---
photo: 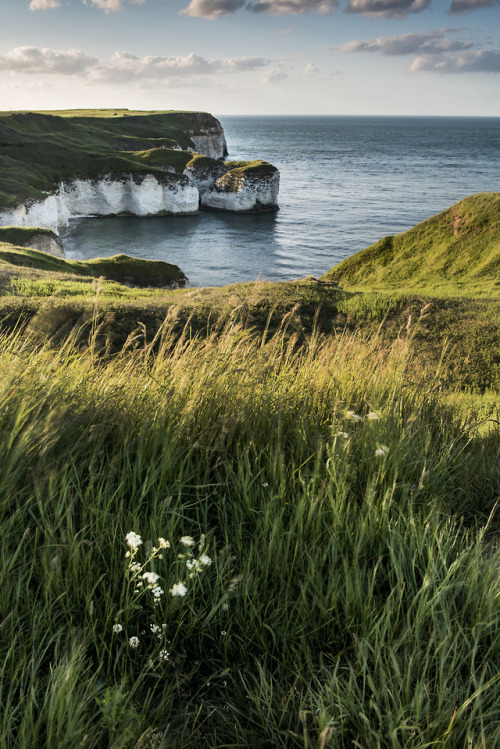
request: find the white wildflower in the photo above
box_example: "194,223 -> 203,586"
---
367,412 -> 380,421
375,445 -> 390,457
129,636 -> 139,649
142,571 -> 160,586
158,538 -> 170,549
346,411 -> 362,422
335,432 -> 349,438
179,536 -> 195,547
170,581 -> 187,597
263,482 -> 269,488
199,554 -> 212,566
130,563 -> 142,573
112,623 -> 123,634
125,532 -> 142,549
151,585 -> 164,599
150,623 -> 162,635
159,650 -> 170,662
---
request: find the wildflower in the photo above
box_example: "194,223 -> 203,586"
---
335,432 -> 349,439
221,631 -> 227,636
346,411 -> 362,422
112,623 -> 123,634
130,563 -> 142,573
179,536 -> 195,547
170,581 -> 187,597
375,445 -> 390,457
159,650 -> 170,662
263,482 -> 269,488
125,532 -> 142,549
151,586 -> 164,599
199,554 -> 212,566
158,538 -> 170,549
367,412 -> 380,420
129,636 -> 139,649
142,571 -> 160,586
150,623 -> 162,635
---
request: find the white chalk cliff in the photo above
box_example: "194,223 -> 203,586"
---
0,120 -> 279,237
0,174 -> 199,235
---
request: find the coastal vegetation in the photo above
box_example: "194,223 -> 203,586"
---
0,192 -> 498,746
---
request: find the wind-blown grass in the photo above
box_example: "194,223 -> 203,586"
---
0,313 -> 499,747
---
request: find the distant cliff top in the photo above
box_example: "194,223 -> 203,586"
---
0,109 -> 229,209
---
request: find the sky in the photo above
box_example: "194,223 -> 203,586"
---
0,0 -> 499,115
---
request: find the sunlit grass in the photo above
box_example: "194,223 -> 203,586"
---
0,312 -> 498,746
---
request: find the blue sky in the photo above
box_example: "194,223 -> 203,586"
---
1,0 -> 499,114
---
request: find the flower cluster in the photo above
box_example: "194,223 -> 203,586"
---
177,533 -> 212,581
112,530 -> 215,664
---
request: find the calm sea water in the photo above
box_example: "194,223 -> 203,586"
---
63,116 -> 500,287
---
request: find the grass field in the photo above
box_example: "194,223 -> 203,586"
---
0,192 -> 498,746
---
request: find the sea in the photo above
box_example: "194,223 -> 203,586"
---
62,116 -> 500,287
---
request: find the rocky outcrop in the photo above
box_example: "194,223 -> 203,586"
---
188,118 -> 227,160
0,174 -> 199,234
201,164 -> 280,213
22,232 -> 65,258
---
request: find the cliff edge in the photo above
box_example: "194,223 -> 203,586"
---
0,110 -> 279,236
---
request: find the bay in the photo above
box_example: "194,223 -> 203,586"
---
63,116 -> 500,287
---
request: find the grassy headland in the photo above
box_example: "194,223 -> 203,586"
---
0,194 -> 498,746
322,192 -> 500,297
0,110 -> 277,212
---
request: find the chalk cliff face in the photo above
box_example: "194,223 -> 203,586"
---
0,174 -> 199,234
0,113 -> 279,236
201,165 -> 280,213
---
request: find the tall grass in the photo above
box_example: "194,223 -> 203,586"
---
0,312 -> 499,747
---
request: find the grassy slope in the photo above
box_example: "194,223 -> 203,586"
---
322,192 -> 500,296
0,244 -> 187,288
0,195 -> 499,745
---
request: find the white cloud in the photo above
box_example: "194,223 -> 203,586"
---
90,51 -> 269,82
411,49 -> 500,71
250,0 -> 338,13
338,30 -> 473,56
180,0 -> 246,17
344,0 -> 429,17
0,47 -> 97,75
87,0 -> 147,10
89,0 -> 123,9
0,46 -> 271,87
180,0 -> 337,16
337,29 -> 500,74
29,0 -> 61,9
304,62 -> 319,75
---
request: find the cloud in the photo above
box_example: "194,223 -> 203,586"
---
304,62 -> 319,75
29,0 -> 61,9
338,29 -> 473,56
344,0 -> 429,18
180,0 -> 337,16
259,69 -> 289,83
180,0 -> 246,17
0,47 -> 97,75
89,51 -> 269,82
411,49 -> 500,71
449,0 -> 499,12
250,0 -> 338,13
337,28 -> 500,74
87,0 -> 146,11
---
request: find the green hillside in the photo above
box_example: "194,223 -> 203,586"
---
323,193 -> 500,296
